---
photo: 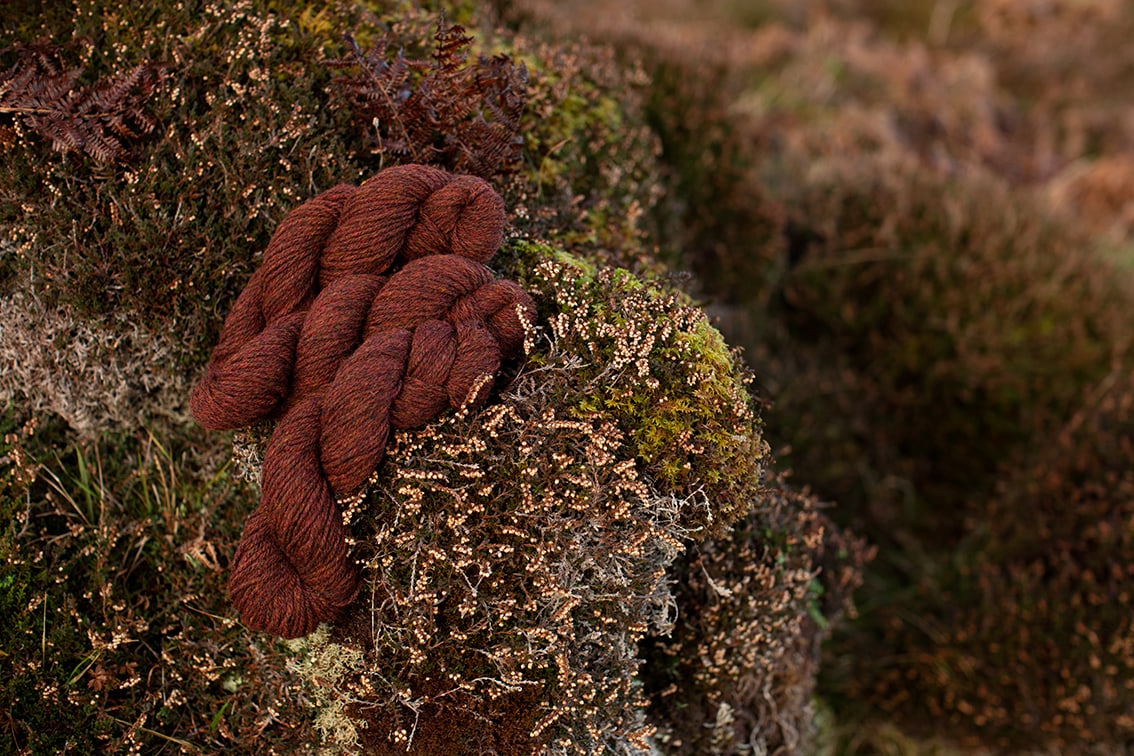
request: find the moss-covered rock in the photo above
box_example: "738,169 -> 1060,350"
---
273,242 -> 762,753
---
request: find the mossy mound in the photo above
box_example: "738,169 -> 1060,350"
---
0,2 -> 871,753
261,242 -> 859,753
765,157 -> 1134,747
288,243 -> 764,753
857,370 -> 1134,750
509,1 -> 1134,748
509,242 -> 768,533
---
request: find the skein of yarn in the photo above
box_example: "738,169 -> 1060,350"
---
191,165 -> 536,638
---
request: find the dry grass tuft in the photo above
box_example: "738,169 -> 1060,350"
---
0,416 -> 319,753
0,282 -> 190,438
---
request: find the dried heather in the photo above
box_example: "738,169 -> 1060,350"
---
642,481 -> 869,755
268,244 -> 776,753
862,370 -> 1134,750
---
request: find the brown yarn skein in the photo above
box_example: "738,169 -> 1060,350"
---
191,165 -> 535,638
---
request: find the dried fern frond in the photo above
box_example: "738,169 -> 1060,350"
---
0,40 -> 164,163
327,18 -> 528,179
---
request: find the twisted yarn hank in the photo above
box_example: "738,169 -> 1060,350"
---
191,164 -> 536,638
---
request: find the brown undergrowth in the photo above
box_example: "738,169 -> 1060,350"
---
642,479 -> 869,754
0,39 -> 164,162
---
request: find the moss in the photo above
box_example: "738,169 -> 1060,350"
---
511,239 -> 768,535
282,3 -> 665,271
0,288 -> 192,438
764,158 -> 1134,747
502,42 -> 663,270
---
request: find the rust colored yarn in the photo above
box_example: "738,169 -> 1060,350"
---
191,164 -> 536,638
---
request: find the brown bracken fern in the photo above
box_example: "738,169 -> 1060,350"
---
327,19 -> 527,179
0,40 -> 163,163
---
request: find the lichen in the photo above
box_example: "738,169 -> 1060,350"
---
286,628 -> 367,753
0,286 -> 191,438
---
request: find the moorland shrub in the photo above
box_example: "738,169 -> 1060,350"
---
859,370 -> 1134,750
506,3 -> 1134,749
761,154 -> 1133,539
244,242 -> 864,753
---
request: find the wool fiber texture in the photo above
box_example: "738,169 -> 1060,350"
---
191,164 -> 536,638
